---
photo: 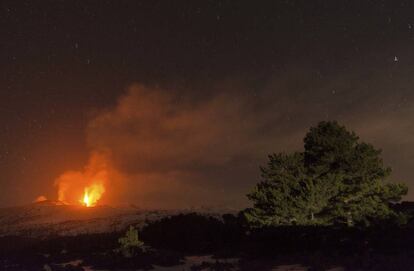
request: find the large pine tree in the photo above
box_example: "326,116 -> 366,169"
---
244,121 -> 407,227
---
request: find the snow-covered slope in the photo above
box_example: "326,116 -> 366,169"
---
0,201 -> 186,237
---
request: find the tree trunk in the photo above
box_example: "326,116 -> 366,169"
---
347,212 -> 353,227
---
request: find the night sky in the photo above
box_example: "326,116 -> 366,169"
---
2,0 -> 414,208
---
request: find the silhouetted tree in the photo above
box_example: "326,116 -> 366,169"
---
116,226 -> 145,258
244,121 -> 407,227
244,152 -> 334,226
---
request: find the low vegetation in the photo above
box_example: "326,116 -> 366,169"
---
116,225 -> 145,258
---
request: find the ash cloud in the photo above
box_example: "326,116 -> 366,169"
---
84,60 -> 414,208
86,84 -> 284,208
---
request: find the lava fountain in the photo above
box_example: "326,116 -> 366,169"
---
54,152 -> 113,207
81,183 -> 105,207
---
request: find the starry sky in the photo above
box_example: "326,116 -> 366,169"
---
2,0 -> 414,208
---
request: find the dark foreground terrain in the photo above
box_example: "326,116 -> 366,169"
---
1,209 -> 414,270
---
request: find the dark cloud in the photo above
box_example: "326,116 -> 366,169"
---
86,84 -> 274,208
83,60 -> 414,208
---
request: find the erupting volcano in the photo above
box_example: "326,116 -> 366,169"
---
51,152 -> 116,207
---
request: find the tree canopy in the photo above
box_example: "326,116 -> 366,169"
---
244,121 -> 408,227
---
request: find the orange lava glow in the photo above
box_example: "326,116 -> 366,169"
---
81,183 -> 105,207
34,195 -> 47,203
54,152 -> 113,207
